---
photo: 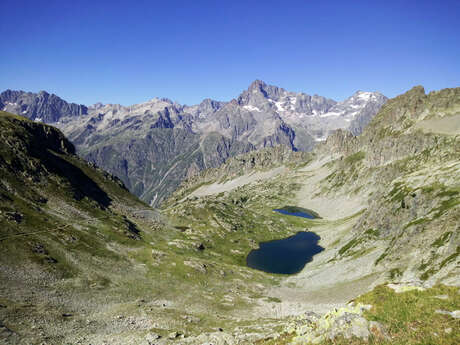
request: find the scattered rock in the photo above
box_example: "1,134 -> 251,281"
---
5,211 -> 23,223
387,283 -> 425,293
45,256 -> 58,263
0,321 -> 18,341
31,243 -> 47,254
184,260 -> 207,273
433,295 -> 448,300
145,332 -> 161,344
435,310 -> 460,319
288,303 -> 387,344
182,315 -> 200,323
168,331 -> 181,339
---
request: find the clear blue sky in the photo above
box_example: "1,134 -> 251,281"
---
0,0 -> 459,105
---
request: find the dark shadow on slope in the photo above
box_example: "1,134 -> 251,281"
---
37,150 -> 112,209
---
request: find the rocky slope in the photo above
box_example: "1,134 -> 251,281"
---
165,86 -> 459,343
172,86 -> 460,285
1,82 -> 387,206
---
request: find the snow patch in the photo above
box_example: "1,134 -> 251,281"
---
243,105 -> 261,112
275,102 -> 285,112
346,111 -> 359,118
320,111 -> 343,118
314,136 -> 327,142
357,92 -> 373,101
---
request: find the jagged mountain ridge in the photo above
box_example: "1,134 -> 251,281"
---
1,81 -> 387,206
0,90 -> 88,122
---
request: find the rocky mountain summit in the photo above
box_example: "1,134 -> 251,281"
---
1,82 -> 387,206
0,89 -> 88,122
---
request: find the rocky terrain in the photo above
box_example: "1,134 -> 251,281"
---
0,85 -> 458,345
1,81 -> 387,206
165,86 -> 460,343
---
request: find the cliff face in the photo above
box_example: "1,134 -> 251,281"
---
0,90 -> 88,122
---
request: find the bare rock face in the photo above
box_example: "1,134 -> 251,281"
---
1,81 -> 387,206
317,129 -> 358,157
288,304 -> 388,344
0,90 -> 88,122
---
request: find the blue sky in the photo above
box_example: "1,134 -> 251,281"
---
0,0 -> 459,105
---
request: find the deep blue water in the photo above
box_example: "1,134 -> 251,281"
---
273,209 -> 316,219
246,232 -> 324,274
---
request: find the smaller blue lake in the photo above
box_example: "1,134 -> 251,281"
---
246,232 -> 324,274
273,206 -> 320,219
273,208 -> 316,219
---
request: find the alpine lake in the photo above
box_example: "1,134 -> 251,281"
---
246,206 -> 324,274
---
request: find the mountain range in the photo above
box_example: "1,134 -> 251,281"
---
0,81 -> 387,206
0,85 -> 458,344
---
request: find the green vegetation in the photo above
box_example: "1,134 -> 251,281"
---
364,228 -> 380,237
388,182 -> 412,202
354,285 -> 460,345
432,232 -> 453,248
430,197 -> 460,220
389,268 -> 403,280
345,151 -> 365,165
338,237 -> 364,256
403,217 -> 428,229
338,228 -> 380,257
439,246 -> 460,269
260,285 -> 460,345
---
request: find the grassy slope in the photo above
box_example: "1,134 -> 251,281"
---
258,284 -> 460,345
0,111 -> 314,343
